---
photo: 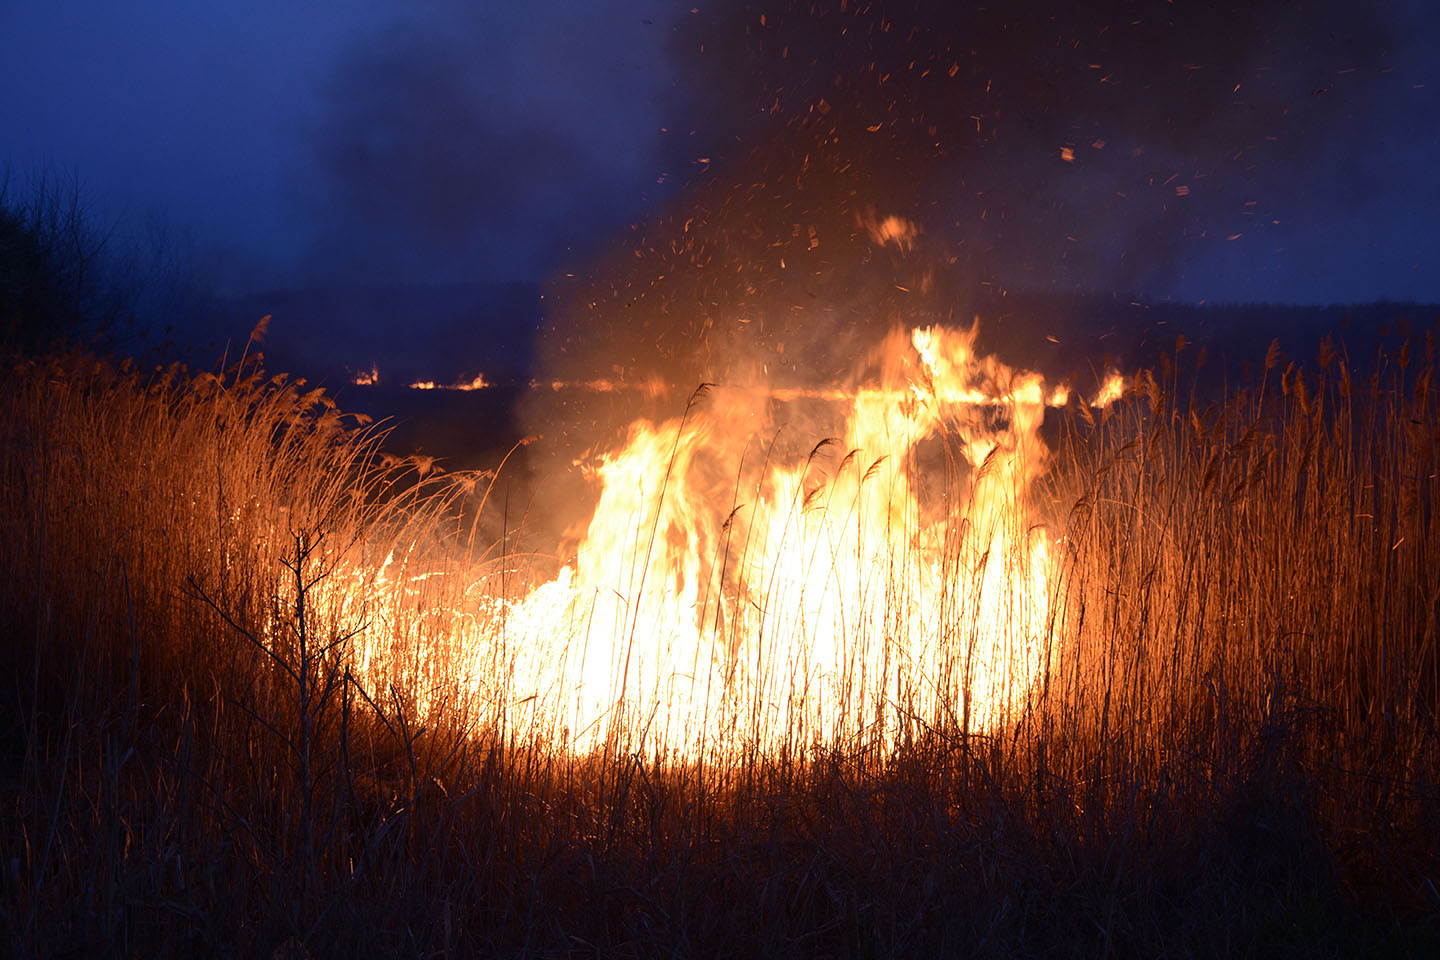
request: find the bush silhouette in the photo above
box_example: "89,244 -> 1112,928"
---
0,168 -> 143,354
0,199 -> 65,351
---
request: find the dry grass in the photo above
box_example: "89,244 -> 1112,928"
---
1,331 -> 1438,958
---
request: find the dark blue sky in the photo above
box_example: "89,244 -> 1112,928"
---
3,1 -> 1438,306
2,1 -> 674,295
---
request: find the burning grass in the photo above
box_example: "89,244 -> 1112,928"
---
2,329 -> 1438,957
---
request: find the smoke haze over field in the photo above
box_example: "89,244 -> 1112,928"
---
300,0 -> 1438,302
1,0 -> 1437,377
298,1 -> 678,287
514,0 -> 1438,478
3,1 -> 1436,302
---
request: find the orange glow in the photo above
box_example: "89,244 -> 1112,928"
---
532,376 -> 672,398
409,372 -> 490,391
862,213 -> 919,252
1092,371 -> 1126,407
334,332 -> 1129,757
463,323 -> 1070,757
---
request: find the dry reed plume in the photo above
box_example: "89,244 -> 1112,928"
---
1,330 -> 1437,957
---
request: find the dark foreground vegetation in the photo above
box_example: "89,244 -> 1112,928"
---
2,328 -> 1439,958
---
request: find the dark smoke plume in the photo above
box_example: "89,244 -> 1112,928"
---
509,0 -> 1419,545
299,3 -> 674,286
530,0 -> 1406,434
301,1 -> 1422,544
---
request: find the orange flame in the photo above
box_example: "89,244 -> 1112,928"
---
409,372 -> 490,392
1092,371 -> 1126,407
476,324 -> 1068,757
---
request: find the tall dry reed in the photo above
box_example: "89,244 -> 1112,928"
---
2,332 -> 1437,957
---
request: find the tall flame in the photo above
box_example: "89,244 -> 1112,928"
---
471,323 -> 1066,758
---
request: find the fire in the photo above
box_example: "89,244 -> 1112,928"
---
409,372 -> 490,391
530,374 -> 671,398
863,213 -> 919,253
464,323 -> 1077,758
1092,371 -> 1126,407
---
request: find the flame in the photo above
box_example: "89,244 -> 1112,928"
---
409,372 -> 490,391
862,213 -> 919,253
1092,371 -> 1126,408
469,323 -> 1064,757
352,363 -> 380,386
531,375 -> 672,398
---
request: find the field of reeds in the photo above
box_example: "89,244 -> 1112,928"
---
2,330 -> 1438,958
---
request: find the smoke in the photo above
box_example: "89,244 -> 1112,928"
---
661,0 -> 1403,285
299,1 -> 678,286
302,1 -> 1420,544
303,0 -> 1415,337
524,0 -> 1413,402
508,0 -> 1415,543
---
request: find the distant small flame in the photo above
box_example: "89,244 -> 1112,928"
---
408,373 -> 490,392
532,377 -> 671,398
352,364 -> 380,386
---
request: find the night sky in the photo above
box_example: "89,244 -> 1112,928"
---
3,1 -> 1438,315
